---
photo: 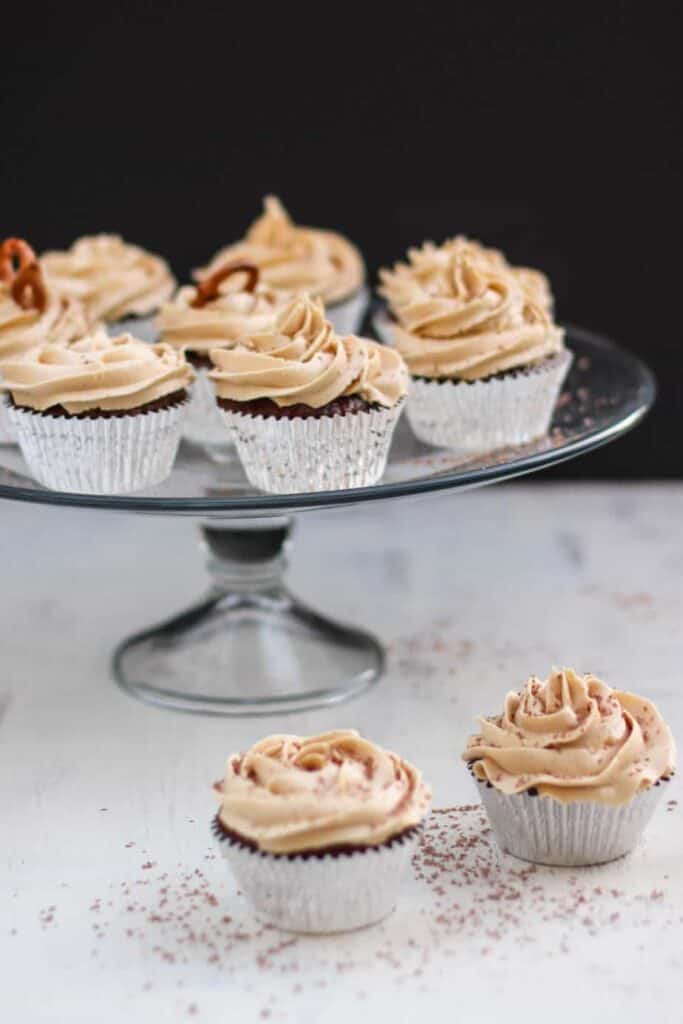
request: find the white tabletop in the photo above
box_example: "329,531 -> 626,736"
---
2,482 -> 682,1023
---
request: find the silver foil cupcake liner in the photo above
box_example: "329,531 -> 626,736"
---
405,351 -> 573,453
214,820 -> 419,934
182,366 -> 233,449
219,401 -> 404,494
107,314 -> 157,344
8,400 -> 187,495
478,781 -> 664,867
0,394 -> 16,444
326,286 -> 370,336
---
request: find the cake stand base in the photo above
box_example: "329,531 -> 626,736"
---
112,517 -> 384,716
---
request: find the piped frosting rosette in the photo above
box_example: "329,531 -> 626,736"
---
213,730 -> 431,933
377,242 -> 570,452
41,234 -> 175,323
379,235 -> 554,319
5,331 -> 192,494
211,295 -> 408,493
216,730 -> 430,854
464,668 -> 676,866
195,197 -> 367,331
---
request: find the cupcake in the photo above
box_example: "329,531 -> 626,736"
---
213,729 -> 431,933
0,238 -> 91,444
463,668 -> 676,867
156,262 -> 284,448
195,196 -> 368,335
209,294 -> 409,493
41,234 -> 175,342
4,330 -> 192,494
378,236 -> 570,453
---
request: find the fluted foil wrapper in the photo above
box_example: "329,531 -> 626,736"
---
478,782 -> 664,867
219,401 -> 404,494
8,400 -> 187,495
107,314 -> 157,344
0,395 -> 16,444
215,826 -> 419,934
182,366 -> 233,449
326,286 -> 370,336
406,351 -> 572,453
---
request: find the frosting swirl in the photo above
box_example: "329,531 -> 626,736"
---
3,330 -> 193,414
209,295 -> 408,408
380,242 -> 563,380
156,279 -> 284,355
41,235 -> 175,321
215,729 -> 432,854
195,196 -> 365,305
464,668 -> 676,806
380,236 -> 554,315
0,284 -> 90,366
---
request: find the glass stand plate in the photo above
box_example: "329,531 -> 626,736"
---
0,324 -> 656,715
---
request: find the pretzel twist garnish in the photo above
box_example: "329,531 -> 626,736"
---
191,262 -> 259,309
11,261 -> 48,313
0,237 -> 38,283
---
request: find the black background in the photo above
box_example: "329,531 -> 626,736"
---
3,5 -> 680,477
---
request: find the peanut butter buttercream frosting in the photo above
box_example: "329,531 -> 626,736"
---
41,234 -> 176,321
196,196 -> 365,306
380,236 -> 554,316
156,266 -> 284,356
464,668 -> 676,806
3,330 -> 193,414
379,240 -> 564,381
210,295 -> 408,409
215,730 -> 432,854
0,286 -> 90,366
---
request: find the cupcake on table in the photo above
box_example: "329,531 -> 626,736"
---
156,263 -> 285,448
209,294 -> 409,494
41,234 -> 175,343
378,236 -> 570,454
195,196 -> 368,335
463,667 -> 676,867
213,729 -> 432,933
3,329 -> 193,495
0,238 -> 90,444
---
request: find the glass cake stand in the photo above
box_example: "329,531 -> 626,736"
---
0,322 -> 655,716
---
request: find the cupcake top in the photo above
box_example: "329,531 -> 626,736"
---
195,196 -> 365,306
210,294 -> 409,409
41,234 -> 176,322
0,239 -> 90,365
379,237 -> 562,380
214,729 -> 432,854
380,236 -> 554,315
3,329 -> 193,414
463,668 -> 676,806
156,262 -> 284,356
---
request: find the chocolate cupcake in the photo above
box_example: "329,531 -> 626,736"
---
4,329 -> 192,494
156,263 -> 285,448
41,234 -> 175,342
377,236 -> 571,453
463,667 -> 676,866
0,238 -> 91,444
209,295 -> 409,494
213,730 -> 431,933
195,196 -> 368,335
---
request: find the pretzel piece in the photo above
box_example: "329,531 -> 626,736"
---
11,261 -> 48,313
191,262 -> 259,309
0,237 -> 38,283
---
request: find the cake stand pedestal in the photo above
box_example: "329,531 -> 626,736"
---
113,517 -> 383,715
0,323 -> 655,715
